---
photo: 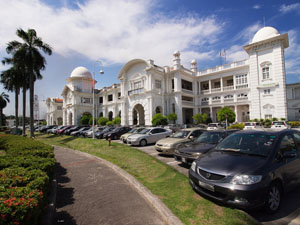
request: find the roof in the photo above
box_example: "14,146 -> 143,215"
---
54,98 -> 63,103
70,66 -> 92,79
251,26 -> 279,44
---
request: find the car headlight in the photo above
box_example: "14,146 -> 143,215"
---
192,152 -> 201,157
191,161 -> 196,172
231,175 -> 262,185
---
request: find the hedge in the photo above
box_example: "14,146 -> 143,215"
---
0,135 -> 55,225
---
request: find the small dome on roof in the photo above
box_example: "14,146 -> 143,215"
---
173,50 -> 180,56
251,26 -> 280,44
191,59 -> 197,64
70,66 -> 92,79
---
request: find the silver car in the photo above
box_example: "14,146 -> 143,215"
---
127,127 -> 172,146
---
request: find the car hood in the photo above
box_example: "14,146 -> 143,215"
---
178,142 -> 215,154
156,138 -> 189,145
121,133 -> 133,138
195,150 -> 267,176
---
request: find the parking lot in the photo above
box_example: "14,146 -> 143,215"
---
113,139 -> 300,225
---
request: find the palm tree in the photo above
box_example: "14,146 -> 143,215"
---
6,28 -> 52,137
0,92 -> 10,126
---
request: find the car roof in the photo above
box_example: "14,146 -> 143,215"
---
236,129 -> 295,135
181,127 -> 205,131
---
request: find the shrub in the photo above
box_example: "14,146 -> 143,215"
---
289,121 -> 300,128
193,113 -> 208,125
167,113 -> 177,124
80,114 -> 91,125
112,117 -> 121,125
217,107 -> 236,123
152,113 -> 168,126
227,123 -> 245,130
106,121 -> 113,126
98,117 -> 109,126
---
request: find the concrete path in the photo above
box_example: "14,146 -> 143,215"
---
53,147 -> 167,225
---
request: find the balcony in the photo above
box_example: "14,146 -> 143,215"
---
182,100 -> 194,106
223,85 -> 234,91
224,98 -> 234,102
201,89 -> 210,94
236,84 -> 248,90
182,88 -> 193,95
211,87 -> 221,93
212,99 -> 221,104
128,88 -> 144,96
237,97 -> 248,101
201,102 -> 209,106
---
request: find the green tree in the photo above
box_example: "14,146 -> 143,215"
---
217,107 -> 236,123
106,121 -> 113,126
80,114 -> 91,125
98,117 -> 109,126
0,92 -> 10,126
192,113 -> 208,124
113,117 -> 121,125
152,113 -> 168,126
6,28 -> 52,137
167,113 -> 177,124
89,117 -> 97,125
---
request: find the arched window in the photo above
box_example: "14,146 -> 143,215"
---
155,106 -> 162,114
99,112 -> 103,118
118,110 -> 121,117
172,103 -> 175,113
261,62 -> 272,80
108,111 -> 113,121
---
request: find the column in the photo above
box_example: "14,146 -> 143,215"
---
235,105 -> 238,122
220,77 -> 223,91
175,93 -> 183,124
209,80 -> 212,93
209,106 -> 212,121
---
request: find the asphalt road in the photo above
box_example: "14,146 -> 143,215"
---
112,140 -> 300,225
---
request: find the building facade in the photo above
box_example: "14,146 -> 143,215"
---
286,83 -> 300,121
47,26 -> 297,126
46,98 -> 63,125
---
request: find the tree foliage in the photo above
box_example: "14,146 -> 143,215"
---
80,114 -> 91,125
167,113 -> 177,124
193,113 -> 208,124
152,113 -> 168,126
217,107 -> 236,123
98,117 -> 109,126
0,92 -> 10,126
113,117 -> 121,125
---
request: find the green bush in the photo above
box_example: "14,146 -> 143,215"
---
106,121 -> 113,126
0,134 -> 55,225
112,117 -> 121,125
217,107 -> 236,123
152,113 -> 168,126
167,113 -> 177,124
289,121 -> 300,128
98,117 -> 109,126
227,123 -> 245,130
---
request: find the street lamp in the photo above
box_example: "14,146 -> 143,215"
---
92,61 -> 104,139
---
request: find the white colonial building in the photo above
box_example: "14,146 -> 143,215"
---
46,98 -> 63,125
286,83 -> 300,121
47,26 -> 297,126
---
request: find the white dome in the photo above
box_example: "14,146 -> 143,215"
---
251,26 -> 280,44
70,66 -> 92,79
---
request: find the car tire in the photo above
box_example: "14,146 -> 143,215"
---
265,182 -> 282,213
140,139 -> 147,146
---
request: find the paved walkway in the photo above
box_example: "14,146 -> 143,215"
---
53,147 -> 166,225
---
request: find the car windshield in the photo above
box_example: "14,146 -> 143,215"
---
215,133 -> 277,157
129,128 -> 138,133
102,128 -> 112,132
208,124 -> 217,127
195,132 -> 223,144
245,123 -> 253,126
112,128 -> 121,132
139,129 -> 151,134
172,131 -> 190,138
272,122 -> 285,126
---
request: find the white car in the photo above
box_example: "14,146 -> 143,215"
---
207,123 -> 223,130
243,122 -> 263,130
127,127 -> 172,146
271,121 -> 290,130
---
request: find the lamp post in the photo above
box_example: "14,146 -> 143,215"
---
92,61 -> 104,139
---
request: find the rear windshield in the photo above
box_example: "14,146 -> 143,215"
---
272,122 -> 285,126
215,133 -> 277,157
172,131 -> 190,138
208,124 -> 217,127
195,132 -> 224,144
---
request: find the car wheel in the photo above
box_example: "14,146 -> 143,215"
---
140,139 -> 147,146
265,182 -> 282,213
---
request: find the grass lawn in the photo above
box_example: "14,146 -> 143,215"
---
35,133 -> 259,225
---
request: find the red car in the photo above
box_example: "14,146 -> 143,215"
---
57,126 -> 72,135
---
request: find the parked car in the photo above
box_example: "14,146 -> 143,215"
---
244,122 -> 264,130
207,123 -> 223,130
155,128 -> 205,155
189,129 -> 300,213
127,127 -> 172,146
64,126 -> 83,135
39,125 -> 55,133
47,126 -> 63,134
271,121 -> 290,130
120,127 -> 146,143
174,130 -> 238,165
57,126 -> 72,135
70,127 -> 90,136
163,124 -> 181,133
104,127 -> 131,140
85,127 -> 104,138
95,127 -> 115,139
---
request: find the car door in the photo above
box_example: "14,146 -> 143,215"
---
148,128 -> 159,144
292,132 -> 300,184
276,133 -> 299,190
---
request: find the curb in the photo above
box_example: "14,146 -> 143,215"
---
56,146 -> 184,225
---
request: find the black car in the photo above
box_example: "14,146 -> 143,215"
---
95,127 -> 114,139
174,130 -> 238,165
189,129 -> 300,213
70,127 -> 90,136
104,127 -> 131,140
64,126 -> 83,135
39,125 -> 55,133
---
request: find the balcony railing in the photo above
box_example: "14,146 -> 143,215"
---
201,102 -> 209,106
211,87 -> 221,93
182,100 -> 194,106
182,88 -> 193,94
236,84 -> 248,89
237,97 -> 248,101
223,85 -> 234,91
224,98 -> 234,102
201,89 -> 209,94
128,88 -> 144,96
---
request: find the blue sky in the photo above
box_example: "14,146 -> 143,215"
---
0,0 -> 300,117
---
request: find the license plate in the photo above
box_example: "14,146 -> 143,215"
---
198,180 -> 215,192
182,158 -> 186,163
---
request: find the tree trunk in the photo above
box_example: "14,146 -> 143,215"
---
29,73 -> 34,138
22,87 -> 26,136
15,88 -> 19,130
0,109 -> 2,127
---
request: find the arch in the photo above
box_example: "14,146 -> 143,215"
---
118,110 -> 121,118
99,112 -> 103,118
57,117 -> 63,125
117,59 -> 150,79
155,106 -> 162,114
132,104 -> 145,125
108,111 -> 113,121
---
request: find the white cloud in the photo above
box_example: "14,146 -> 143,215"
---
233,22 -> 262,44
0,0 -> 223,66
253,4 -> 261,10
279,3 -> 300,14
285,29 -> 300,75
220,45 -> 248,63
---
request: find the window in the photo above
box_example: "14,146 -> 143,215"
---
57,106 -> 62,110
81,97 -> 91,103
214,81 -> 220,88
202,98 -> 209,102
237,93 -> 248,98
212,96 -> 221,100
295,88 -> 300,99
133,81 -> 142,89
264,89 -> 271,95
181,79 -> 193,91
227,79 -> 233,86
108,94 -> 113,102
202,83 -> 209,90
99,97 -> 103,104
293,133 -> 300,150
118,92 -> 121,99
279,135 -> 297,155
155,80 -> 161,89
182,96 -> 193,102
171,79 -> 174,90
172,103 -> 175,113
262,66 -> 270,79
224,95 -> 233,99
265,114 -> 272,119
236,74 -> 247,85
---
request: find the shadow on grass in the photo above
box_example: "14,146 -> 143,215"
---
58,136 -> 78,144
